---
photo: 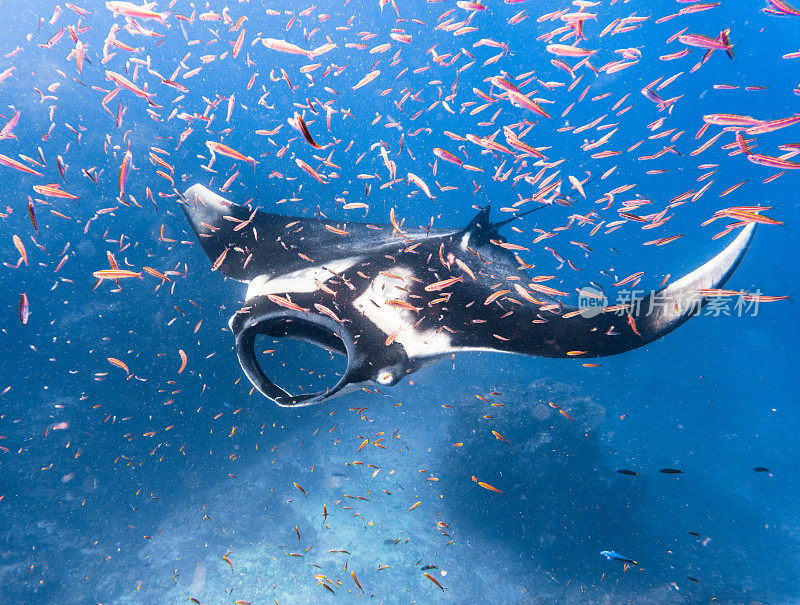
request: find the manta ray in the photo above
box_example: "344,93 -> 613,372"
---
179,184 -> 755,407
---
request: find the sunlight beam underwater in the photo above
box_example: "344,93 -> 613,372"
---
180,184 -> 756,407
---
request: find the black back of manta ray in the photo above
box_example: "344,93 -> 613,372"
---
180,184 -> 756,407
181,183 -> 458,282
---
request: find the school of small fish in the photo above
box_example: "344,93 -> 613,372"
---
0,0 -> 793,600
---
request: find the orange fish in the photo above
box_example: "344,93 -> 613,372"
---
222,551 -> 234,571
261,37 -> 315,59
407,172 -> 435,199
492,430 -> 509,444
324,224 -> 349,235
741,294 -> 789,303
546,44 -> 597,57
108,357 -> 130,374
119,150 -> 132,197
528,283 -> 568,297
433,147 -> 462,166
19,292 -> 29,325
292,112 -> 323,149
472,476 -> 502,493
142,266 -> 170,282
548,402 -> 574,421
613,271 -> 645,287
232,28 -> 245,59
425,276 -> 463,292
424,572 -> 445,591
627,313 -> 642,337
106,1 -> 170,24
105,70 -> 156,102
33,184 -> 78,200
295,158 -> 326,184
27,201 -> 38,233
386,299 -> 422,313
12,235 -> 27,265
267,293 -> 309,314
506,90 -> 550,119
484,289 -> 510,305
206,141 -> 256,166
746,153 -> 800,170
93,269 -> 142,280
352,69 -> 381,90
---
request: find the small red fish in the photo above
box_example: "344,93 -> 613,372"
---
627,313 -> 642,337
19,293 -> 29,325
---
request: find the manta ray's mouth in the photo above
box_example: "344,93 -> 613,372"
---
231,305 -> 352,407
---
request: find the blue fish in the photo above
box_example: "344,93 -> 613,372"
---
600,550 -> 639,566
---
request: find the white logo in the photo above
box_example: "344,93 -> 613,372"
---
577,287 -> 608,318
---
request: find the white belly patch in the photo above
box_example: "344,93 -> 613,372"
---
352,267 -> 452,359
245,257 -> 359,300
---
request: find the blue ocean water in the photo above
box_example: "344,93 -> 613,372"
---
0,1 -> 798,603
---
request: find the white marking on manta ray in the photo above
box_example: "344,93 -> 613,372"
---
376,371 -> 394,385
352,267 -> 453,360
245,257 -> 359,301
459,231 -> 470,250
653,221 -> 755,326
185,183 -> 232,211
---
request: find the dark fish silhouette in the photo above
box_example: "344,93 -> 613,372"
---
601,550 -> 638,565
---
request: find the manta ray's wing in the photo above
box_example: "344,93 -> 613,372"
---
181,184 -> 756,406
180,183 -> 451,282
546,222 -> 756,357
454,221 -> 756,359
